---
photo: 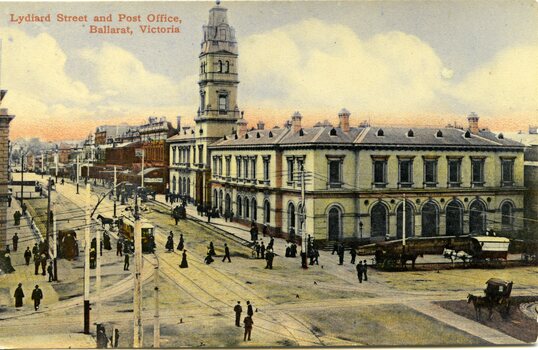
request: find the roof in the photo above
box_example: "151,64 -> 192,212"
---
137,167 -> 160,176
355,127 -> 524,148
471,236 -> 510,243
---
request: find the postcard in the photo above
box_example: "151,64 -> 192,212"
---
0,0 -> 536,348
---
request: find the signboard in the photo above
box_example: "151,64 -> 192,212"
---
144,178 -> 163,183
135,149 -> 145,157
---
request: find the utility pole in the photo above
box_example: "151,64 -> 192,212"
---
133,191 -> 143,347
402,193 -> 407,250
141,151 -> 145,188
20,149 -> 24,206
153,256 -> 160,348
83,183 -> 91,334
41,151 -> 44,178
54,150 -> 58,184
76,154 -> 80,194
95,226 -> 101,326
113,166 -> 117,218
45,177 -> 51,259
52,201 -> 58,281
301,164 -> 307,257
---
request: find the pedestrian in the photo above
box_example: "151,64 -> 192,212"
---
313,248 -> 320,265
234,301 -> 242,327
337,243 -> 344,265
165,233 -> 174,252
285,243 -> 291,258
289,227 -> 296,242
290,243 -> 297,258
230,210 -> 234,222
255,242 -> 260,259
34,253 -> 41,275
243,315 -> 254,341
224,209 -> 229,222
22,203 -> 27,216
97,326 -> 108,349
204,251 -> 214,265
222,243 -> 231,262
12,232 -> 19,252
13,210 -> 21,226
265,249 -> 274,269
331,242 -> 338,255
7,193 -> 12,207
180,250 -> 189,268
356,261 -> 363,283
177,234 -> 184,251
247,300 -> 254,317
301,250 -> 308,269
350,246 -> 357,264
260,242 -> 265,259
208,241 -> 216,256
262,224 -> 268,237
14,283 -> 24,307
363,260 -> 368,281
32,243 -> 39,257
116,240 -> 123,257
24,247 -> 32,265
47,262 -> 54,282
267,237 -> 274,251
207,208 -> 212,223
31,285 -> 43,311
124,254 -> 130,271
40,253 -> 47,275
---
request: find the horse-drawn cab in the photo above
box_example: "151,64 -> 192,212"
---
484,278 -> 513,304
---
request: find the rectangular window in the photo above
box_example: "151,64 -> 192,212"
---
398,159 -> 413,188
471,158 -> 485,186
212,157 -> 217,174
448,159 -> 461,187
328,160 -> 342,188
218,95 -> 227,114
251,158 -> 256,179
198,145 -> 203,164
287,158 -> 294,185
243,158 -> 249,180
226,157 -> 231,177
373,160 -> 387,187
263,158 -> 270,182
219,158 -> 223,176
236,157 -> 241,179
501,159 -> 514,186
424,159 -> 437,187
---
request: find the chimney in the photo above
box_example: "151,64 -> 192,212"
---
176,115 -> 181,130
467,112 -> 479,134
257,120 -> 265,130
237,118 -> 248,137
338,108 -> 350,132
291,111 -> 302,133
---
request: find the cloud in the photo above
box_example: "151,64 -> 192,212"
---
446,44 -> 538,115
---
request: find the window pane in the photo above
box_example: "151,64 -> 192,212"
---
449,161 -> 460,183
400,160 -> 412,183
374,161 -> 385,183
472,160 -> 483,183
425,160 -> 436,183
502,161 -> 513,183
329,161 -> 340,183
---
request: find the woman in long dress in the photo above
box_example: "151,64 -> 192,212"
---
180,250 -> 189,268
165,234 -> 174,252
177,234 -> 184,251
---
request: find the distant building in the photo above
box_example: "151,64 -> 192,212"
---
0,90 -> 15,250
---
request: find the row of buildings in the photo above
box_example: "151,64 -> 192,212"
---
33,3 -> 534,243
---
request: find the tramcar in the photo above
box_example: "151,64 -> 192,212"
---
117,215 -> 155,253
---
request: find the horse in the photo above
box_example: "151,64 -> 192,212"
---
467,293 -> 493,321
400,253 -> 422,270
97,214 -> 115,229
443,248 -> 472,266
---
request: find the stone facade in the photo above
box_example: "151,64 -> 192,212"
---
0,95 -> 15,250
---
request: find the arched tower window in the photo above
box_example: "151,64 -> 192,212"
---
225,61 -> 230,73
218,60 -> 223,73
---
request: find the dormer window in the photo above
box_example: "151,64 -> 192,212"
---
268,131 -> 273,138
498,133 -> 504,139
245,134 -> 249,139
256,132 -> 261,138
234,134 -> 238,140
436,130 -> 443,138
407,129 -> 414,137
376,129 -> 384,137
464,130 -> 472,138
299,129 -> 305,136
330,128 -> 337,136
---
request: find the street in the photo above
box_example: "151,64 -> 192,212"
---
1,173 -> 536,347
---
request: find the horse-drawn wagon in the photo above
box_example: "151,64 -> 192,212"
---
467,278 -> 513,320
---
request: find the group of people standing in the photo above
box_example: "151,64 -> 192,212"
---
14,283 -> 43,311
233,301 -> 255,341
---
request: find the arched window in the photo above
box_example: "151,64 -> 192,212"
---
421,202 -> 439,237
376,129 -> 384,137
183,178 -> 187,194
371,203 -> 388,237
237,196 -> 242,217
263,200 -> 270,224
446,200 -> 463,236
218,60 -> 223,73
251,198 -> 257,222
245,196 -> 250,218
187,178 -> 190,197
328,206 -> 342,241
501,202 -> 514,230
219,190 -> 223,212
396,201 -> 414,238
288,202 -> 296,233
225,61 -> 230,73
469,200 -> 486,234
213,189 -> 218,207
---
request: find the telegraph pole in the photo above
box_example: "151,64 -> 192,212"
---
113,166 -> 117,218
83,184 -> 91,334
141,151 -> 145,188
95,226 -> 102,326
54,150 -> 58,184
41,151 -> 44,178
52,201 -> 58,281
133,191 -> 143,347
20,149 -> 24,206
76,154 -> 80,194
153,256 -> 160,348
45,177 -> 51,254
301,164 -> 307,257
402,193 -> 407,249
